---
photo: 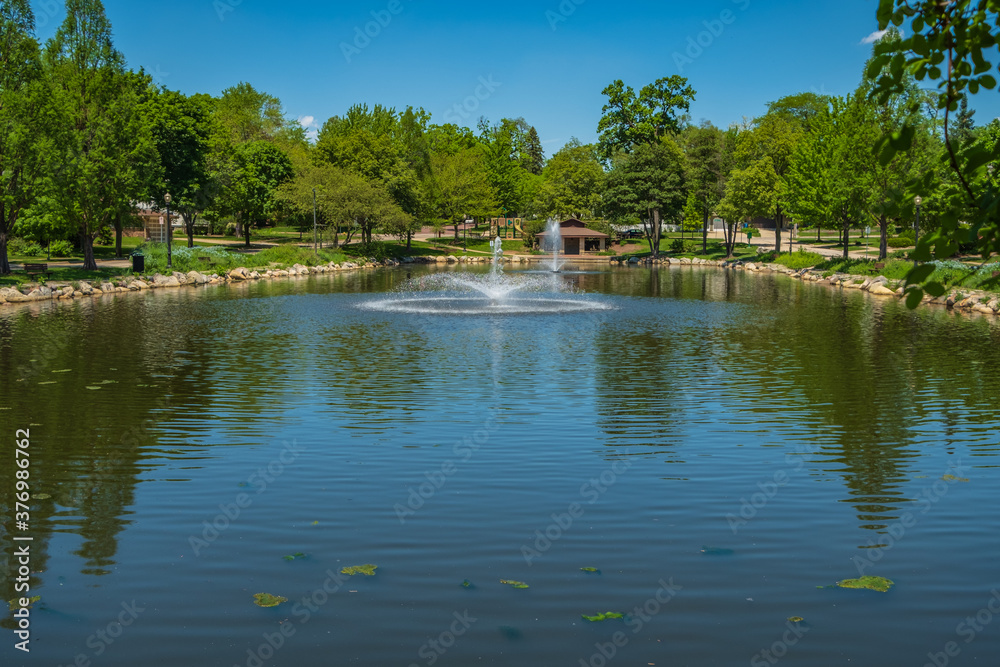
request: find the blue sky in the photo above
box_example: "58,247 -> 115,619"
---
32,0 -> 1000,154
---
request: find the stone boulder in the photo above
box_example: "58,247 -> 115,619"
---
229,267 -> 250,281
153,274 -> 181,287
869,284 -> 896,296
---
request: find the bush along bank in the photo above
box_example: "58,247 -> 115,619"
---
0,258 -> 393,305
722,259 -> 1000,318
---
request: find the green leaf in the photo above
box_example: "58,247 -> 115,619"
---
907,264 -> 936,284
979,75 -> 996,90
905,287 -> 924,310
924,281 -> 947,298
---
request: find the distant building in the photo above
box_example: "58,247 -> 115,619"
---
535,218 -> 610,255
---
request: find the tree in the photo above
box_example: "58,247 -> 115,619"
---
682,122 -> 729,252
597,76 -> 696,160
868,0 -> 1000,305
214,141 -> 292,247
523,126 -> 545,175
682,190 -> 701,234
534,140 -> 605,220
477,119 -> 531,217
718,157 -> 779,257
146,90 -> 217,249
953,95 -> 977,147
604,139 -> 687,258
430,149 -> 496,239
0,0 -> 43,274
735,112 -> 803,252
214,82 -> 284,145
40,0 -> 159,271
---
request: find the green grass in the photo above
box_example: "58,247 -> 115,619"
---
770,250 -> 826,271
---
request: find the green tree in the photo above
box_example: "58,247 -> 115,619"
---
0,0 -> 43,274
40,0 -> 159,271
604,139 -> 687,258
682,122 -> 730,252
868,0 -> 1000,304
718,157 -> 779,257
477,118 -> 531,217
430,149 -> 496,239
534,140 -> 605,220
214,82 -> 285,145
597,76 -> 696,160
735,112 -> 803,252
146,90 -> 217,249
682,190 -> 701,234
214,141 -> 292,247
523,126 -> 545,175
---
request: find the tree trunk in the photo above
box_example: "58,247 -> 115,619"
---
878,213 -> 888,260
406,231 -> 412,250
243,216 -> 251,248
115,225 -> 124,258
454,221 -> 460,240
81,233 -> 98,271
774,206 -> 783,253
0,227 -> 10,275
702,208 -> 709,255
184,211 -> 197,249
842,220 -> 850,259
651,209 -> 662,259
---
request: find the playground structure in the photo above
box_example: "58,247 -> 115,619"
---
489,218 -> 524,240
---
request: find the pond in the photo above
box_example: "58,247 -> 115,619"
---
2,265 -> 999,666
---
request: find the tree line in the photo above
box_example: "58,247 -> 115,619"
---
1,0 -> 997,281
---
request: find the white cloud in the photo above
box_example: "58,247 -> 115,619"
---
861,29 -> 889,44
298,115 -> 320,142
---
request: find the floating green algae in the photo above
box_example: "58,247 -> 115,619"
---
836,576 -> 894,593
500,579 -> 529,589
582,612 -> 624,622
252,593 -> 287,608
283,553 -> 306,561
580,567 -> 601,573
788,616 -> 805,623
461,580 -> 474,588
341,564 -> 377,576
942,474 -> 970,482
7,596 -> 41,611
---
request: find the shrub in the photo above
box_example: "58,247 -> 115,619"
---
49,240 -> 75,257
8,238 -> 44,257
772,250 -> 825,270
887,237 -> 913,248
670,239 -> 698,254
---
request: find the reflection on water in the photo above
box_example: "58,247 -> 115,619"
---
2,265 -> 1000,666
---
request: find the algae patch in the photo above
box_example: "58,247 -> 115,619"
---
341,564 -> 378,576
252,593 -> 287,608
500,580 -> 529,589
836,576 -> 894,593
582,612 -> 624,622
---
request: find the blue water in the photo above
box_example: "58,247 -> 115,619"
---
2,265 -> 999,667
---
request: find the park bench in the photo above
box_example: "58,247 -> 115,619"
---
23,263 -> 52,280
867,262 -> 886,275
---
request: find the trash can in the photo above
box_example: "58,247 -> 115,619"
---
132,251 -> 145,273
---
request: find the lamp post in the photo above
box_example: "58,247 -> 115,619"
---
312,187 -> 318,255
165,193 -> 172,270
913,195 -> 922,267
